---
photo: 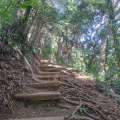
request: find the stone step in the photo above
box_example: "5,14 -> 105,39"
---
39,65 -> 65,68
40,60 -> 53,63
39,66 -> 55,68
38,72 -> 59,75
36,75 -> 59,80
13,116 -> 64,120
40,66 -> 65,69
40,60 -> 53,65
40,68 -> 62,72
28,81 -> 60,88
14,92 -> 61,101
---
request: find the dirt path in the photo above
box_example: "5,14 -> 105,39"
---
1,60 -> 120,120
0,102 -> 71,119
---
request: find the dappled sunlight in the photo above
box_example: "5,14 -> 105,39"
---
75,75 -> 93,81
1,0 -> 120,119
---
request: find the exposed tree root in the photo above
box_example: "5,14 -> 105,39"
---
1,47 -> 120,120
59,70 -> 120,120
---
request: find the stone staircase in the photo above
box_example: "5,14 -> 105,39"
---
14,60 -> 63,102
12,60 -> 93,120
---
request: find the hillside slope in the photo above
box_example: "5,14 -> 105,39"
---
0,47 -> 120,120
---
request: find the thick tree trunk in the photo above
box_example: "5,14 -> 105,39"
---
98,14 -> 109,79
12,6 -> 32,39
113,0 -> 120,69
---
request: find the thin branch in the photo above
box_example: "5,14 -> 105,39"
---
4,0 -> 12,13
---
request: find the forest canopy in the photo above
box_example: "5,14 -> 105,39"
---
0,0 -> 120,83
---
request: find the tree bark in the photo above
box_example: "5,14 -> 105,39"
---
65,47 -> 71,67
56,38 -> 63,64
98,14 -> 110,79
107,0 -> 120,77
99,32 -> 108,77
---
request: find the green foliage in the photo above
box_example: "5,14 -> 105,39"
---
0,0 -> 16,24
20,0 -> 42,8
70,48 -> 86,72
0,0 -> 119,85
83,0 -> 106,4
42,38 -> 52,60
79,107 -> 87,114
67,0 -> 77,11
113,79 -> 120,94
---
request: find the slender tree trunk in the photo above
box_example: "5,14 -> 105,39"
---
38,36 -> 44,60
64,46 -> 71,67
56,38 -> 63,64
65,47 -> 69,67
65,26 -> 69,66
99,32 -> 108,78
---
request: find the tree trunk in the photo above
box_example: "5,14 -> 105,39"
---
107,0 -> 120,77
99,32 -> 108,78
56,38 -> 63,64
113,0 -> 120,69
29,25 -> 42,51
65,47 -> 70,67
38,38 -> 43,60
98,13 -> 110,80
13,6 -> 32,40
